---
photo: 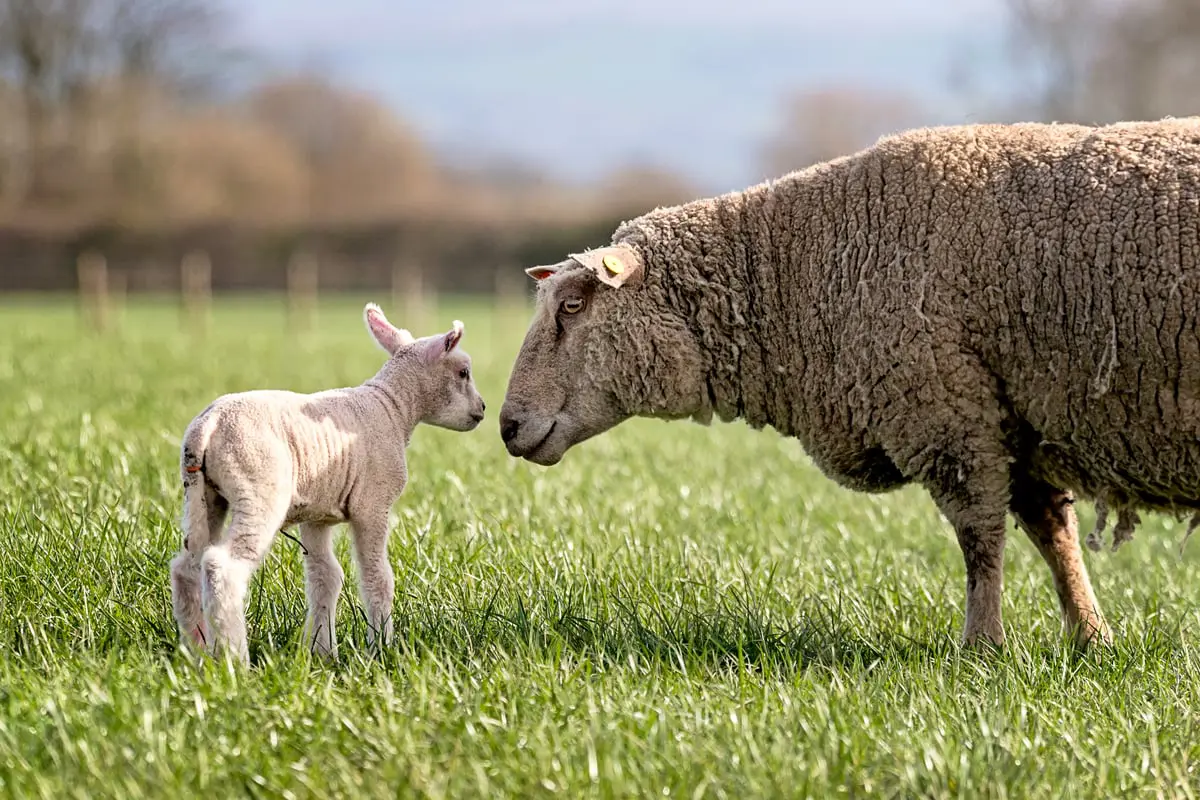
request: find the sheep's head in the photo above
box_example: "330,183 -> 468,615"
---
499,245 -> 707,466
363,303 -> 486,432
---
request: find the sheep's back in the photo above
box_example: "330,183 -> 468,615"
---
906,119 -> 1200,509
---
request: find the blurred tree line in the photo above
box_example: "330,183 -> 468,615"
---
0,0 -> 1197,293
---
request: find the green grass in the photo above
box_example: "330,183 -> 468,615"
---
3,295 -> 1200,798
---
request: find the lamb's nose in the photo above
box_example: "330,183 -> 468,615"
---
500,416 -> 520,444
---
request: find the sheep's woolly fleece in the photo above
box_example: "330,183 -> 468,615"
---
601,118 -> 1200,553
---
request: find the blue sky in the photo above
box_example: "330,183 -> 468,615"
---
234,1 -> 1018,192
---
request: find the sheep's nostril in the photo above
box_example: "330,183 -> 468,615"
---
481,400 -> 487,412
500,418 -> 520,444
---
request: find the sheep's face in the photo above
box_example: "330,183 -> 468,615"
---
499,246 -> 707,466
364,304 -> 486,432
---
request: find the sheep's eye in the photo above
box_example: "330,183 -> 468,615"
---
458,367 -> 470,380
561,297 -> 585,314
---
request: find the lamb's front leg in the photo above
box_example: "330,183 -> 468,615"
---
348,508 -> 395,650
300,522 -> 344,660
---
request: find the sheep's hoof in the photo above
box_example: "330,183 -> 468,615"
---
961,624 -> 1005,655
1067,618 -> 1114,652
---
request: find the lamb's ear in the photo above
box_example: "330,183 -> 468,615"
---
567,245 -> 643,288
419,319 -> 465,364
525,260 -> 568,281
443,319 -> 464,352
364,302 -> 414,355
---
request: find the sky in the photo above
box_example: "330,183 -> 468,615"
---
234,0 -> 1019,193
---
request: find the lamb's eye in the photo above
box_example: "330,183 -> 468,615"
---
561,298 -> 585,314
458,367 -> 470,380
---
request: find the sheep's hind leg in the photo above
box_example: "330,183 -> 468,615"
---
200,498 -> 287,666
300,522 -> 344,660
1009,475 -> 1112,649
170,485 -> 228,653
348,509 -> 395,651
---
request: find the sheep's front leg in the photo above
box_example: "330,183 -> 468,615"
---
920,446 -> 1011,650
300,522 -> 344,660
952,514 -> 1007,649
348,509 -> 395,650
1010,475 -> 1112,648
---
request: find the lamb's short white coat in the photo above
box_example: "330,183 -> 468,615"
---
169,303 -> 485,665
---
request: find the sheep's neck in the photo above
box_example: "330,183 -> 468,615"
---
628,166 -> 847,437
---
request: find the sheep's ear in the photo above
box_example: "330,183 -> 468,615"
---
419,319 -> 465,364
525,261 -> 567,281
568,245 -> 643,288
364,302 -> 414,355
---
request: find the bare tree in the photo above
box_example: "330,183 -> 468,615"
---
759,85 -> 928,178
0,0 -> 235,217
0,0 -> 97,203
246,76 -> 436,223
596,163 -> 697,214
1002,0 -> 1200,122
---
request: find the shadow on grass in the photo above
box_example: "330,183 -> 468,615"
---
5,568 -> 1188,681
320,587 -> 962,675
302,581 -> 1195,679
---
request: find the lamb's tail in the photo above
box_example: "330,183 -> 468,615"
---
172,404 -> 221,649
180,404 -> 220,551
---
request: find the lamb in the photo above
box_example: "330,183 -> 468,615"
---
499,117 -> 1200,652
169,303 -> 485,665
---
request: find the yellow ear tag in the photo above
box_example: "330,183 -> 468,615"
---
602,254 -> 625,275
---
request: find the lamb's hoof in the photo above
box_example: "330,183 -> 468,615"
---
179,623 -> 209,655
308,641 -> 340,663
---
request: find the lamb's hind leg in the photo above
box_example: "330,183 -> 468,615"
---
170,484 -> 228,652
200,496 -> 288,666
300,522 -> 344,660
1009,474 -> 1112,648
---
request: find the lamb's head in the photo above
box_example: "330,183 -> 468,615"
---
499,244 -> 708,466
363,303 -> 486,432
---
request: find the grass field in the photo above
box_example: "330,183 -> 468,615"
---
4,295 -> 1200,798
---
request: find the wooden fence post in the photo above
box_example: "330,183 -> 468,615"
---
108,268 -> 126,327
287,249 -> 319,332
392,256 -> 432,333
181,250 -> 212,334
77,251 -> 110,332
493,261 -> 528,341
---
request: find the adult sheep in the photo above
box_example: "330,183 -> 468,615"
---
499,117 -> 1200,651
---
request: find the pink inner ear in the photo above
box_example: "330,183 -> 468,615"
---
368,309 -> 402,350
527,268 -> 556,280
